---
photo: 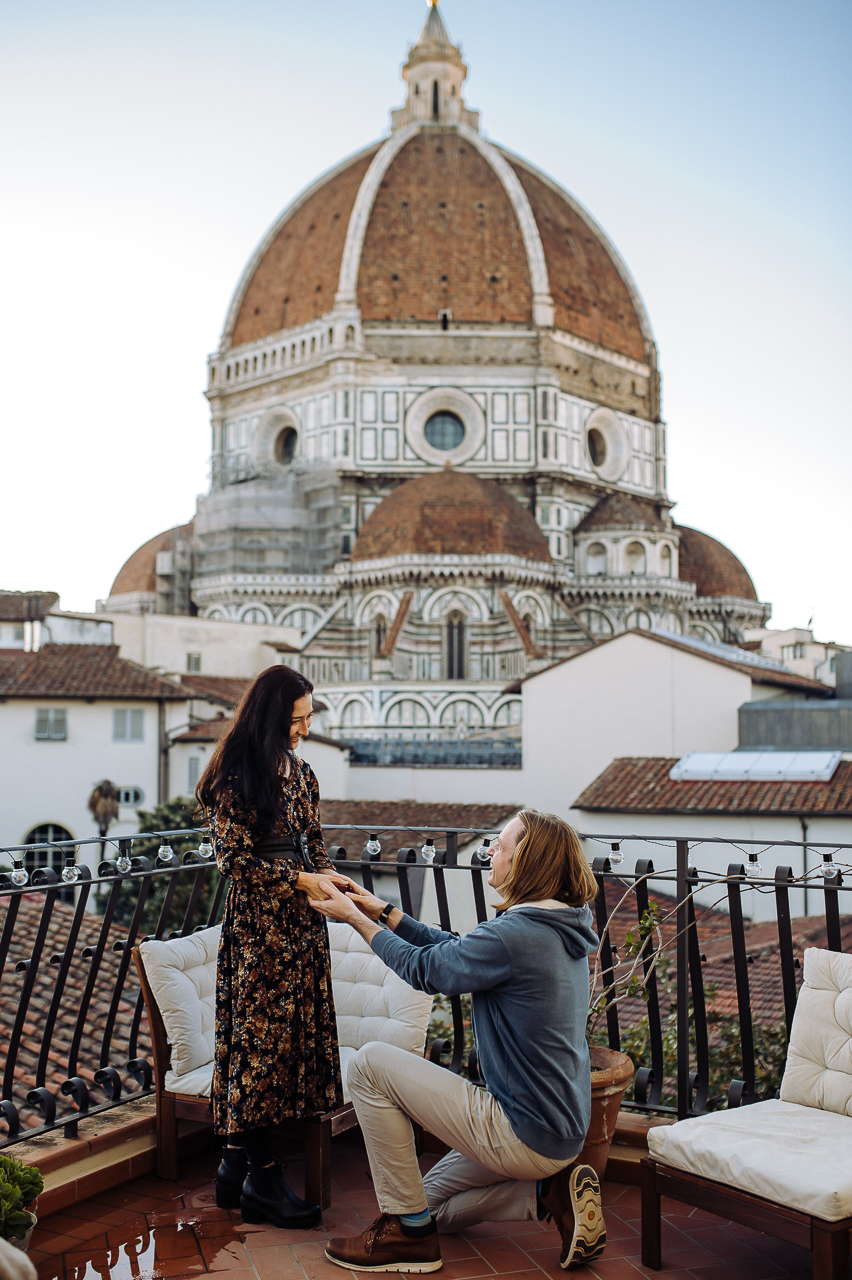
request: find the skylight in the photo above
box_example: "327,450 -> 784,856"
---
670,751 -> 843,783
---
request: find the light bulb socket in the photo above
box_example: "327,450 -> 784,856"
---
421,839 -> 436,863
609,842 -> 624,865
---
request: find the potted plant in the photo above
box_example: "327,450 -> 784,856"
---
0,1154 -> 43,1252
577,898 -> 669,1176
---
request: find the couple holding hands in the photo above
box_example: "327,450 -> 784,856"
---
197,666 -> 606,1273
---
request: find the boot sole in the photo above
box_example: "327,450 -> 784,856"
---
325,1248 -> 442,1273
240,1196 -> 322,1229
562,1164 -> 606,1270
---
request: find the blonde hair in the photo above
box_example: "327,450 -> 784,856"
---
495,809 -> 597,911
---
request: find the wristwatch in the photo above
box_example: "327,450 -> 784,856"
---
377,902 -> 394,925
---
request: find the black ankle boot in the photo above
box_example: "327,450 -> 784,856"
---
215,1146 -> 248,1209
240,1161 -> 322,1229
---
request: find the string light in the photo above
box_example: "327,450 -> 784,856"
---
365,834 -> 381,858
116,849 -> 132,874
746,852 -> 762,878
61,852 -> 80,884
609,842 -> 624,866
820,852 -> 838,879
10,858 -> 28,887
157,838 -> 177,866
421,838 -> 436,863
197,838 -> 214,861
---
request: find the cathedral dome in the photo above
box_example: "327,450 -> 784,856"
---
221,4 -> 653,366
574,492 -> 667,533
109,523 -> 193,597
675,525 -> 758,601
351,469 -> 551,563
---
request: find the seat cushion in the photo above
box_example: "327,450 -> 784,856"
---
648,1097 -> 852,1221
139,926 -> 220,1077
165,1061 -> 214,1097
780,947 -> 852,1115
328,921 -> 434,1056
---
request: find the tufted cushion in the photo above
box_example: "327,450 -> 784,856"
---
142,920 -> 433,1105
779,948 -> 852,1115
140,927 -> 219,1078
648,1097 -> 852,1220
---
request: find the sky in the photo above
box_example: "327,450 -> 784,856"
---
1,0 -> 850,638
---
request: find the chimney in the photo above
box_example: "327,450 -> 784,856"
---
836,651 -> 852,700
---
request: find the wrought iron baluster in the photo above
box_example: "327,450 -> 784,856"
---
591,858 -> 619,1052
396,848 -> 416,918
152,866 -> 181,940
824,869 -> 843,952
686,869 -> 709,1114
177,859 -> 209,937
469,845 -> 489,925
774,867 -> 797,1042
726,863 -> 756,1107
66,870 -> 126,1080
675,841 -> 690,1121
6,870 -> 61,1123
37,869 -> 93,1090
632,859 -> 662,1107
98,860 -> 154,1070
432,846 -> 465,1074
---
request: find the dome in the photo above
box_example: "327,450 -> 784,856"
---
676,525 -> 758,601
109,523 -> 193,597
222,6 -> 654,366
574,492 -> 667,534
351,469 -> 551,563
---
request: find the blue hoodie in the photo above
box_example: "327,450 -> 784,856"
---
371,902 -> 598,1160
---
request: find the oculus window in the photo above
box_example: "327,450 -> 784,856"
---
424,411 -> 465,452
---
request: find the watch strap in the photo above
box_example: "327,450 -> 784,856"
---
378,902 -> 394,925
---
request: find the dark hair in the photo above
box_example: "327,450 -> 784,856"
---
196,665 -> 313,831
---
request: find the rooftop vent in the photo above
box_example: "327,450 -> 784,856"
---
669,751 -> 843,783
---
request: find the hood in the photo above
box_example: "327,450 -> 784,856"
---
507,902 -> 599,959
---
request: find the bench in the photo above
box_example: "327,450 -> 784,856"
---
132,922 -> 434,1207
641,947 -> 852,1280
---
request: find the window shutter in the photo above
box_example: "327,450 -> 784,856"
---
52,709 -> 67,740
113,709 -> 127,740
35,709 -> 51,740
130,709 -> 144,741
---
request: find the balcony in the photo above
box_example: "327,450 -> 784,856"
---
2,824 -> 850,1280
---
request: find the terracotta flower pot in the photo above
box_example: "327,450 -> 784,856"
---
576,1046 -> 635,1179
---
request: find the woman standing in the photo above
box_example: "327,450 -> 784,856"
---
196,665 -> 350,1228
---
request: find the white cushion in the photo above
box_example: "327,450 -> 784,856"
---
780,948 -> 852,1115
648,1097 -> 852,1221
140,927 -> 220,1077
142,920 -> 433,1104
328,921 -> 434,1056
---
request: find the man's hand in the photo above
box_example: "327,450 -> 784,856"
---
297,871 -> 357,903
343,883 -> 391,921
308,881 -> 363,922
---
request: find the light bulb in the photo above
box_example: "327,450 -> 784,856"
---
11,859 -> 28,887
61,858 -> 80,884
365,835 -> 381,858
821,853 -> 838,879
609,842 -> 624,866
421,839 -> 436,864
197,838 -> 214,861
746,853 -> 762,878
157,839 -> 176,865
475,836 -> 492,865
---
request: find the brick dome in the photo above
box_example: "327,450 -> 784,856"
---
574,492 -> 667,533
676,525 -> 758,601
351,470 -> 551,563
224,132 -> 651,364
109,523 -> 193,597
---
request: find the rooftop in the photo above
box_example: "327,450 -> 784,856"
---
0,645 -> 187,701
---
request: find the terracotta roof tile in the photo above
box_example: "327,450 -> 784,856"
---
178,676 -> 251,708
0,592 -> 59,622
0,646 -> 186,701
574,757 -> 852,817
574,493 -> 667,534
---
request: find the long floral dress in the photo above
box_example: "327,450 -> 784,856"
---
209,756 -> 343,1136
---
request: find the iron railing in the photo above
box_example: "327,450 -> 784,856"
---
1,826 -> 850,1151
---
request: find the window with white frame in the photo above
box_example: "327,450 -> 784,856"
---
118,786 -> 144,805
113,708 -> 144,742
188,756 -> 201,792
35,708 -> 67,741
186,652 -> 201,673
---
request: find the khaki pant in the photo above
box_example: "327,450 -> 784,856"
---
347,1042 -> 568,1233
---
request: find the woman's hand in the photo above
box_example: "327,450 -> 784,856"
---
341,884 -> 390,921
297,870 -> 357,903
307,881 -> 364,924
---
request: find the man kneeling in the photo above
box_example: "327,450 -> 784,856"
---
310,808 -> 605,1273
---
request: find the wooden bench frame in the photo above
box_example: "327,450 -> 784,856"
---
132,946 -> 357,1207
641,1156 -> 852,1280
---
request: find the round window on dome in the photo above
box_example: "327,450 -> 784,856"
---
274,426 -> 298,465
588,428 -> 607,468
424,412 -> 465,452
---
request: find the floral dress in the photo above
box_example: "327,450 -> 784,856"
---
209,757 -> 343,1135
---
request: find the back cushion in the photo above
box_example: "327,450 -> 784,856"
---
780,947 -> 852,1115
328,921 -> 434,1054
140,926 -> 220,1077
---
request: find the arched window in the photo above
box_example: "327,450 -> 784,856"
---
662,613 -> 682,634
447,612 -> 465,679
432,80 -> 439,119
494,700 -> 522,727
586,543 -> 607,576
625,541 -> 646,575
579,609 -> 613,637
242,608 -> 266,624
440,700 -> 484,729
341,700 -> 366,728
25,824 -> 75,901
373,615 -> 388,656
660,544 -> 673,578
626,610 -> 653,630
274,426 -> 297,465
523,613 -> 535,644
386,700 -> 428,728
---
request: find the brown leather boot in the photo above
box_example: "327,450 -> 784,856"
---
541,1163 -> 606,1270
325,1213 -> 442,1273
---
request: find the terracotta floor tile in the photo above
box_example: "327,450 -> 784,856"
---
35,1261 -> 65,1280
40,1233 -> 106,1257
298,1254 -> 363,1280
89,1190 -> 172,1211
169,1272 -> 258,1280
679,1224 -> 762,1262
199,1236 -> 252,1270
149,1207 -> 231,1227
578,1258 -> 643,1280
319,1207 -> 368,1236
251,1250 -> 312,1280
747,1236 -> 814,1270
438,1234 -> 481,1261
34,1214 -> 106,1242
193,1219 -> 248,1240
183,1185 -> 222,1210
469,1238 -> 536,1274
244,1226 -> 327,1249
430,1259 -> 497,1279
687,1260 -> 785,1280
149,1223 -> 204,1260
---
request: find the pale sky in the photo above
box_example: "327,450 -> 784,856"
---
2,0 -> 850,639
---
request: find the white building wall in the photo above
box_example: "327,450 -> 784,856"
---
101,613 -> 301,678
345,764 -> 524,806
0,698 -> 188,869
571,809 -> 852,922
520,632 -> 754,819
